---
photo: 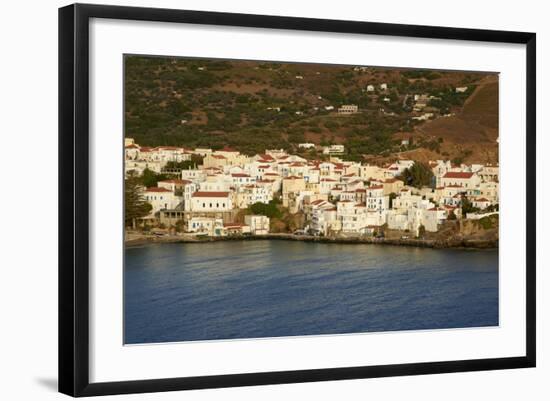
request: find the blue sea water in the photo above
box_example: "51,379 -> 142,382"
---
124,240 -> 498,344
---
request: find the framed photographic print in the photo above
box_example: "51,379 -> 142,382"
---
58,3 -> 536,397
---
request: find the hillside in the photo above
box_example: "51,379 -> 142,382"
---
125,55 -> 498,163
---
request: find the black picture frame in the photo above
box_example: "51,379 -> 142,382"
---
59,3 -> 536,397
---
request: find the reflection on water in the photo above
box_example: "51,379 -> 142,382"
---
124,240 -> 498,344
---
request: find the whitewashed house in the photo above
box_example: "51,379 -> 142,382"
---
441,171 -> 481,189
189,191 -> 233,212
244,215 -> 270,235
231,173 -> 256,187
473,197 -> 491,210
322,145 -> 345,155
143,187 -> 182,215
187,217 -> 224,236
337,104 -> 358,114
235,185 -> 272,209
423,207 -> 447,232
181,168 -> 206,183
365,185 -> 389,212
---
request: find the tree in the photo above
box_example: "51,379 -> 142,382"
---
141,168 -> 168,188
249,200 -> 282,219
418,225 -> 426,238
399,162 -> 434,188
388,192 -> 397,209
125,173 -> 152,228
460,197 -> 480,217
447,209 -> 457,220
165,155 -> 203,171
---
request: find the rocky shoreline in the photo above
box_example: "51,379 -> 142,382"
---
125,232 -> 497,250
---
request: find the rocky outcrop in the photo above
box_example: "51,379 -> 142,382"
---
125,232 -> 497,249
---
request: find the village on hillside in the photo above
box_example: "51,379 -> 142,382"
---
124,137 -> 499,241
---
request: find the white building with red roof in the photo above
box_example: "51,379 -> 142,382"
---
365,185 -> 389,213
125,143 -> 140,160
155,146 -> 192,163
125,160 -> 164,176
441,171 -> 481,189
472,197 -> 492,210
157,179 -> 193,192
190,191 -> 233,212
198,178 -> 231,194
181,168 -> 206,183
235,185 -> 272,209
244,215 -> 270,235
157,179 -> 197,211
423,207 -> 448,232
231,173 -> 256,187
337,202 -> 370,233
143,187 -> 183,215
359,164 -> 386,181
310,203 -> 338,236
203,153 -> 229,169
186,217 -> 224,236
282,176 -> 306,207
319,178 -> 338,195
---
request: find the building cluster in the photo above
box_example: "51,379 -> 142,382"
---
125,137 -> 499,238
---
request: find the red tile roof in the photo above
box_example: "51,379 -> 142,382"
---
159,179 -> 192,185
223,223 -> 245,228
192,191 -> 230,198
145,187 -> 172,193
443,171 -> 474,179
